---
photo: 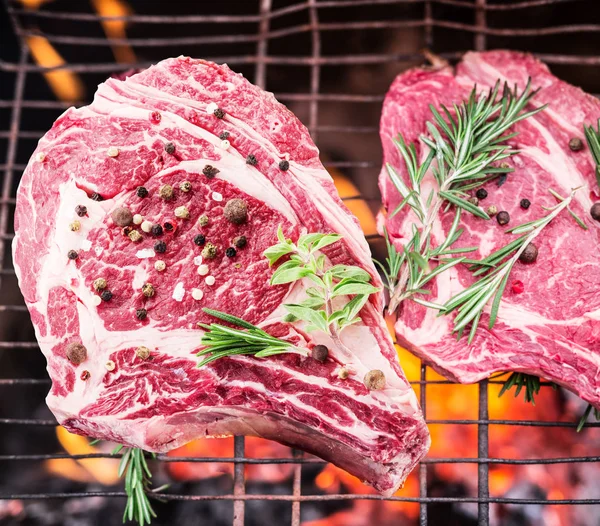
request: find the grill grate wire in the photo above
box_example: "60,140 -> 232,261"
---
1,0 -> 599,525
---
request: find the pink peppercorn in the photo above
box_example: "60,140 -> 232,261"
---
512,280 -> 525,294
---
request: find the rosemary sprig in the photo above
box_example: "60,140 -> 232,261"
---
115,445 -> 157,526
266,227 -> 379,358
577,403 -> 600,433
584,118 -> 600,189
197,308 -> 307,366
440,188 -> 583,342
386,79 -> 546,314
498,373 -> 542,405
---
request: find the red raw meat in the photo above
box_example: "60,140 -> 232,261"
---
13,57 -> 429,495
379,51 -> 600,408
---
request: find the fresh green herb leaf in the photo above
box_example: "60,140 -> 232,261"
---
584,118 -> 600,190
198,308 -> 307,366
498,373 -> 541,405
119,447 -> 157,526
577,403 -> 600,432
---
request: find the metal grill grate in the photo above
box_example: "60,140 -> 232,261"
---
1,1 -> 599,525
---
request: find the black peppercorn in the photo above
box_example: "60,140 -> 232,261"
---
590,202 -> 600,221
311,344 -> 329,363
233,235 -> 247,248
520,198 -> 531,210
519,243 -> 538,264
193,234 -> 206,246
100,290 -> 113,302
111,207 -> 133,227
164,142 -> 175,154
246,154 -> 258,166
164,222 -> 174,231
213,108 -> 225,119
136,186 -> 149,198
568,137 -> 584,151
203,165 -> 220,179
154,241 -> 167,253
225,247 -> 237,258
219,131 -> 230,140
476,188 -> 488,200
90,192 -> 103,201
67,250 -> 78,260
279,160 -> 290,171
150,224 -> 163,236
75,205 -> 87,217
496,211 -> 510,226
136,308 -> 147,320
497,174 -> 508,187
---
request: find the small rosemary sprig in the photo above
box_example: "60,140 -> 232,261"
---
115,445 -> 157,526
386,79 -> 546,313
577,403 -> 600,433
498,373 -> 542,405
584,118 -> 600,189
197,308 -> 307,366
440,188 -> 584,342
265,227 -> 380,359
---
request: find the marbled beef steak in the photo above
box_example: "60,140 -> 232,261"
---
13,57 -> 429,495
379,51 -> 600,408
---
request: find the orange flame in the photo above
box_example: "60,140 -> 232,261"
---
91,0 -> 137,64
26,35 -> 85,102
46,426 -> 120,485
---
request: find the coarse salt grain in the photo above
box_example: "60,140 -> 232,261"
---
105,360 -> 116,371
212,192 -> 223,202
172,282 -> 185,302
81,239 -> 92,251
136,248 -> 155,259
92,295 -> 101,306
206,102 -> 218,115
133,214 -> 143,225
154,260 -> 166,271
193,255 -> 203,265
141,220 -> 153,233
107,146 -> 120,158
205,275 -> 216,286
191,288 -> 204,301
36,152 -> 46,162
220,139 -> 230,150
197,264 -> 209,276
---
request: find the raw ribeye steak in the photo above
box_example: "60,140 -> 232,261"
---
13,57 -> 429,494
379,50 -> 600,408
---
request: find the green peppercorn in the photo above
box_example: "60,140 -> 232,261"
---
142,283 -> 155,298
364,370 -> 385,390
201,242 -> 217,259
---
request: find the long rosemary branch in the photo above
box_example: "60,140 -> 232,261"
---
387,79 -> 545,314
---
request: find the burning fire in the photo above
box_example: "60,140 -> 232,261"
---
21,0 -> 135,102
91,0 -> 137,64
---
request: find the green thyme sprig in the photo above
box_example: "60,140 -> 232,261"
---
265,227 -> 379,357
584,118 -> 600,189
386,79 -> 546,314
577,404 -> 600,433
439,188 -> 584,342
197,308 -> 307,366
115,446 -> 158,526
